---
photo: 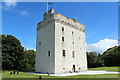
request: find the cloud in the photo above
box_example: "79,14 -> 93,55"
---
4,0 -> 17,8
25,47 -> 36,51
87,38 -> 118,54
19,11 -> 30,15
2,1 -> 30,16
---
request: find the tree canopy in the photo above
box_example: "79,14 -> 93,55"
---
87,52 -> 104,68
2,34 -> 36,71
22,50 -> 35,71
102,46 -> 120,66
2,34 -> 25,70
87,45 -> 120,68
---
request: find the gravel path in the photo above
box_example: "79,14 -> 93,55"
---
27,70 -> 120,76
50,70 -> 120,76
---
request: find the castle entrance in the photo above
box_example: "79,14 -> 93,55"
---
73,65 -> 75,72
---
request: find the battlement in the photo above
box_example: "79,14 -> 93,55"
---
38,8 -> 85,32
43,8 -> 55,20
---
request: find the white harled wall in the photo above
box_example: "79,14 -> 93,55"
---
55,21 -> 87,73
35,22 -> 55,73
35,9 -> 87,74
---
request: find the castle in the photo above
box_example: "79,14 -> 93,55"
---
35,8 -> 87,73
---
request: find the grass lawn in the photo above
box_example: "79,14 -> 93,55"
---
89,66 -> 120,72
2,67 -> 120,80
2,70 -> 119,78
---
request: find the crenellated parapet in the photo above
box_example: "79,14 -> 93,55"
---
37,8 -> 85,32
54,18 -> 85,32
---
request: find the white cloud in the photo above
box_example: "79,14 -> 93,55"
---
19,11 -> 29,15
87,38 -> 118,54
4,0 -> 17,8
26,48 -> 36,51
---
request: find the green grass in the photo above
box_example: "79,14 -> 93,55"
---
67,74 -> 119,78
2,70 -> 59,78
89,66 -> 120,72
2,70 -> 119,78
2,67 -> 120,79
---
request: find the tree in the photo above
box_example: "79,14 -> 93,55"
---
22,50 -> 36,71
2,34 -> 36,71
87,52 -> 104,68
2,34 -> 25,70
102,46 -> 120,66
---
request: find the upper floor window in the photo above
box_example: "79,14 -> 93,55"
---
83,29 -> 85,32
73,42 -> 74,44
63,50 -> 65,57
48,21 -> 50,23
72,51 -> 75,58
72,31 -> 74,34
39,41 -> 41,45
62,37 -> 64,41
62,27 -> 64,31
48,50 -> 50,56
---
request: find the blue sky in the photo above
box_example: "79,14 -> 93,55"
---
2,2 -> 118,53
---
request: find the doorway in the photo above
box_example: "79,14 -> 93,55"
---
73,65 -> 75,72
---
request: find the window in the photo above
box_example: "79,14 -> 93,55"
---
73,42 -> 74,44
39,41 -> 41,45
79,37 -> 80,40
72,51 -> 75,58
48,51 -> 50,56
63,50 -> 65,57
72,31 -> 74,34
48,21 -> 50,23
62,27 -> 64,31
83,29 -> 85,32
62,37 -> 64,41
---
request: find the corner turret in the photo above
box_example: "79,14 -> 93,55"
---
43,8 -> 54,20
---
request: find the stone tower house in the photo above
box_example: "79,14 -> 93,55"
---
35,8 -> 87,74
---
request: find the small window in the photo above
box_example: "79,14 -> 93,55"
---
62,37 -> 64,41
72,31 -> 74,34
63,50 -> 65,57
73,42 -> 74,44
48,51 -> 50,56
72,51 -> 75,58
48,21 -> 50,23
83,29 -> 85,32
62,27 -> 64,31
39,41 -> 41,45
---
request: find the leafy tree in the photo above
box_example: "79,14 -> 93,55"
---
87,52 -> 104,68
102,46 -> 120,66
2,34 -> 36,71
22,50 -> 35,71
2,34 -> 25,70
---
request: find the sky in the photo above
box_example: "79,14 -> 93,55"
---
1,2 -> 118,54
